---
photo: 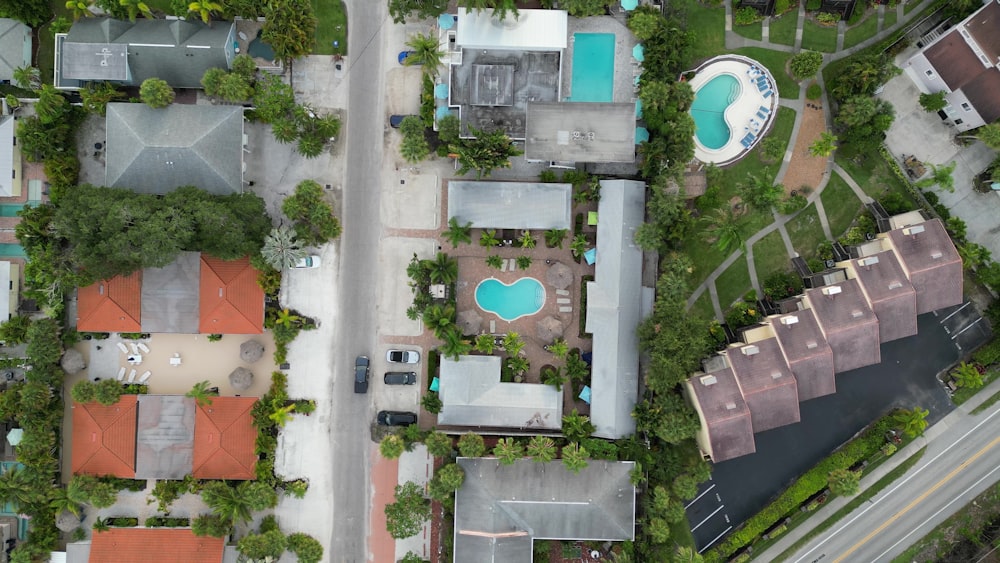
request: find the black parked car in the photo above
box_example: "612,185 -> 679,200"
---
377,411 -> 418,426
354,356 -> 370,393
384,372 -> 417,385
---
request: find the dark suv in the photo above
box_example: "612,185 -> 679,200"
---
354,356 -> 370,393
377,411 -> 418,426
384,372 -> 417,385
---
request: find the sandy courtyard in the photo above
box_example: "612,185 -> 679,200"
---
781,103 -> 828,193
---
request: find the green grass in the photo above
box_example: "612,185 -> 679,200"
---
802,20 -> 839,52
733,21 -> 763,41
690,290 -> 718,321
821,173 -> 863,239
716,255 -> 752,310
844,11 -> 879,49
311,0 -> 348,55
787,204 -> 829,258
892,480 -> 1000,562
769,13 -> 798,46
733,47 -> 798,99
904,0 -> 919,14
752,230 -> 792,283
953,369 -> 1000,405
834,144 -> 915,203
773,447 -> 927,563
883,9 -> 898,29
971,388 -> 1000,414
684,0 -> 726,61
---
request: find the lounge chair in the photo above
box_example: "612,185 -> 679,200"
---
116,342 -> 129,354
138,371 -> 151,384
756,110 -> 767,120
117,367 -> 126,381
559,306 -> 573,313
500,259 -> 508,272
557,298 -> 571,304
763,90 -> 773,99
759,105 -> 770,114
138,343 -> 150,354
127,369 -> 137,383
129,343 -> 139,355
556,289 -> 570,296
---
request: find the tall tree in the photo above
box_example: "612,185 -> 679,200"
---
916,161 -> 957,192
12,66 -> 40,91
454,128 -> 523,179
493,437 -> 523,465
0,0 -> 53,26
809,131 -> 838,157
403,33 -> 444,75
388,0 -> 448,24
701,208 -> 744,254
201,481 -> 277,525
562,409 -> 596,442
423,431 -> 454,458
187,0 -> 223,24
442,217 -> 472,248
457,432 -> 485,457
261,225 -> 306,270
380,435 -> 405,459
892,407 -> 929,438
139,78 -> 175,108
975,122 -> 1000,149
526,435 -> 556,463
827,468 -> 861,496
438,327 -> 471,359
282,180 -> 342,245
120,0 -> 153,21
186,380 -> 216,408
385,481 -> 430,539
262,0 -> 317,64
561,442 -> 589,474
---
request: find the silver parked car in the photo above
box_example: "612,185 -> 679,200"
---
386,349 -> 420,364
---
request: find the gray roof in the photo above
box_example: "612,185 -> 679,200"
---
447,181 -> 572,230
525,102 -> 636,163
135,395 -> 195,479
686,368 -> 755,462
438,355 -> 562,430
105,103 -> 244,195
803,279 -> 881,373
140,251 -> 200,333
61,18 -> 234,88
585,180 -> 646,439
724,339 -> 800,433
0,19 -> 31,82
453,457 -> 635,563
843,250 -> 918,343
0,116 -> 14,197
885,218 -> 963,314
768,309 -> 835,401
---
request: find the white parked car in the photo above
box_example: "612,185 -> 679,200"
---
386,349 -> 420,364
293,255 -> 321,269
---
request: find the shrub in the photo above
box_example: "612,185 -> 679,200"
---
790,51 -> 823,80
817,11 -> 841,24
420,392 -> 443,414
774,0 -> 790,12
973,339 -> 1000,366
287,532 -> 324,563
807,0 -> 821,9
762,271 -> 803,301
919,91 -> 948,112
777,193 -> 808,214
806,82 -> 823,100
734,6 -> 762,25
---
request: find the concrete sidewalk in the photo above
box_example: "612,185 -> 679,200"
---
753,375 -> 1000,561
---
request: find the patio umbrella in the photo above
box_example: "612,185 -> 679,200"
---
438,13 -> 455,29
545,262 -> 573,290
621,0 -> 638,10
434,83 -> 449,100
536,316 -> 564,344
457,309 -> 483,335
56,509 -> 81,533
240,340 -> 265,364
635,126 -> 649,144
5,428 -> 22,446
229,367 -> 254,391
436,106 -> 453,120
60,348 -> 86,374
632,44 -> 645,62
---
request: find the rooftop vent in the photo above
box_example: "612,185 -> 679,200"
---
771,371 -> 783,379
806,340 -> 818,349
741,344 -> 760,356
888,281 -> 903,290
902,225 -> 925,236
700,375 -> 717,386
98,284 -> 105,295
931,251 -> 943,259
851,310 -> 864,318
780,315 -> 799,326
725,402 -> 737,410
822,285 -> 843,296
858,256 -> 880,268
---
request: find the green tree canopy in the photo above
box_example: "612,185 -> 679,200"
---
918,91 -> 948,112
790,50 -> 823,79
453,128 -> 523,179
261,0 -> 316,64
282,180 -> 343,246
388,0 -> 448,23
237,529 -> 286,561
457,432 -> 485,457
385,481 -> 430,539
286,532 -> 324,563
827,468 -> 861,496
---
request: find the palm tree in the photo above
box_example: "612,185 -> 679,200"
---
892,407 -> 929,438
268,403 -> 296,427
515,255 -> 532,270
49,487 -> 82,518
827,468 -> 861,496
443,217 -> 472,248
561,442 -> 589,474
570,234 -> 589,258
975,122 -> 1000,149
565,352 -> 589,381
544,229 -> 568,248
485,254 -> 503,269
952,361 -> 984,389
493,437 -> 523,465
809,131 -> 838,157
958,242 -> 991,270
0,467 -> 42,512
66,0 -> 92,19
188,0 -> 224,24
491,0 -> 519,21
480,229 -> 500,247
12,66 -> 40,90
201,481 -> 277,525
702,208 -> 744,254
526,435 -> 556,463
424,252 -> 458,284
474,334 -> 494,354
916,162 -> 957,193
423,303 -> 456,337
518,230 -> 536,249
380,434 -> 405,459
186,380 -> 216,408
438,327 -> 471,360
506,355 -> 529,375
548,338 -> 569,360
502,331 -> 524,356
562,408 -> 596,442
458,432 -> 486,457
404,33 -> 444,75
542,365 -> 566,391
261,225 -> 306,270
120,0 -> 153,21
274,308 -> 303,329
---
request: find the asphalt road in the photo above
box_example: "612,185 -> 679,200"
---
789,405 -> 1000,563
330,1 -> 386,559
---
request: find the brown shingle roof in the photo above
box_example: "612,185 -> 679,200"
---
846,250 -> 918,343
960,68 -> 1000,124
198,255 -> 264,334
76,273 -> 142,332
768,309 -> 836,401
923,21 -> 1000,123
885,219 -> 963,314
88,528 -> 225,563
965,0 -> 1000,64
925,30 -> 985,91
192,396 -> 258,479
71,396 -> 137,478
803,279 -> 881,373
725,339 -> 800,432
686,368 -> 755,462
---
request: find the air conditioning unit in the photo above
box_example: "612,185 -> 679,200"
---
858,256 -> 880,267
902,225 -> 925,236
741,344 -> 760,356
822,285 -> 842,296
780,315 -> 799,326
724,402 -> 737,410
699,374 -> 717,386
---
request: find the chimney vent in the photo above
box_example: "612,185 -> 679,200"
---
930,251 -> 943,259
888,281 -> 903,290
806,340 -> 818,349
780,315 -> 799,326
902,225 -> 925,236
741,344 -> 760,356
699,375 -> 717,386
858,256 -> 880,268
725,402 -> 737,410
851,310 -> 864,318
771,371 -> 783,379
822,285 -> 842,296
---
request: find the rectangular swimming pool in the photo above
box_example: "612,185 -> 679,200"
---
568,33 -> 615,102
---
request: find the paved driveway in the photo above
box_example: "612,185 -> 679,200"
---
689,312 -> 982,551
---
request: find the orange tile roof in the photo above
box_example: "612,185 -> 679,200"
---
192,396 -> 258,480
89,528 -> 225,563
71,396 -> 138,478
76,273 -> 142,332
199,255 -> 264,334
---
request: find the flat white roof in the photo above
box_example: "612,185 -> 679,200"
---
457,8 -> 568,51
448,181 -> 572,230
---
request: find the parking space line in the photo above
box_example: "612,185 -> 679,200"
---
951,317 -> 983,340
686,484 -> 717,508
691,504 -> 725,532
698,525 -> 733,553
939,302 -> 969,323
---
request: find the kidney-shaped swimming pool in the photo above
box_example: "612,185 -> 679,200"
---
475,278 -> 546,322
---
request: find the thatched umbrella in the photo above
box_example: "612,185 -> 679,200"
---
229,367 -> 254,391
535,316 -> 564,344
456,309 -> 483,336
240,340 -> 265,364
60,348 -> 86,374
56,509 -> 81,533
545,262 -> 573,290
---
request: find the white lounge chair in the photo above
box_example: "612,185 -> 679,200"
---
127,369 -> 137,383
116,342 -> 129,354
170,355 -> 182,367
555,289 -> 570,296
137,371 -> 151,384
489,320 -> 496,334
117,367 -> 126,381
137,343 -> 150,354
559,306 -> 572,313
557,298 -> 571,304
129,343 -> 140,355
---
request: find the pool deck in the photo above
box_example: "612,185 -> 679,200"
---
564,16 -> 640,105
689,57 -> 779,166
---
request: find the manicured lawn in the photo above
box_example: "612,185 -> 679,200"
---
834,143 -> 916,205
734,47 -> 798,99
684,0 -> 726,61
787,204 -> 828,258
802,20 -> 839,52
820,173 -> 863,239
312,0 -> 348,55
904,0 -> 919,14
733,21 -> 763,41
844,10 -> 879,49
768,13 -> 798,46
716,255 -> 753,310
753,230 -> 791,283
883,9 -> 898,29
690,290 -> 718,320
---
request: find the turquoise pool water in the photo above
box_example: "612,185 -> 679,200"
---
0,202 -> 37,217
0,244 -> 26,258
568,33 -> 615,102
248,29 -> 275,61
476,278 -> 545,322
690,74 -> 741,150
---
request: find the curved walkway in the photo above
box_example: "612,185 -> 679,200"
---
687,0 -> 938,319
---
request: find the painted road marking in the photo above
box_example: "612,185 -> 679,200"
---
686,483 -> 717,508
